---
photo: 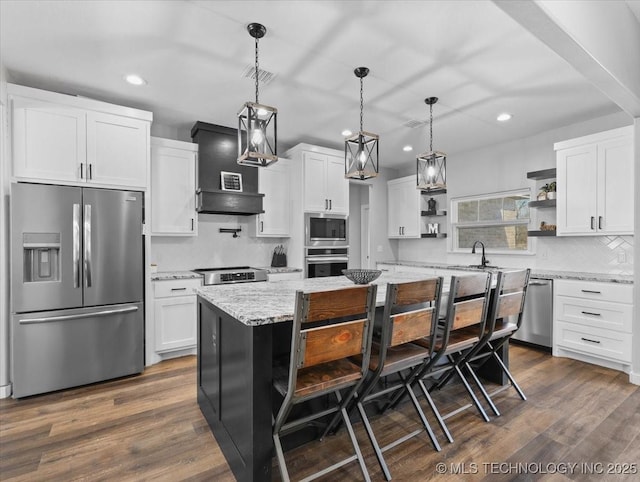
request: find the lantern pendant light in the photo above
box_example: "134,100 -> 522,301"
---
345,67 -> 379,180
416,97 -> 446,191
237,22 -> 278,167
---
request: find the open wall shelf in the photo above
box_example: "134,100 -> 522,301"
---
527,168 -> 556,180
528,230 -> 556,237
529,199 -> 556,208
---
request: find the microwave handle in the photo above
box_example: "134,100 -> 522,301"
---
306,257 -> 349,264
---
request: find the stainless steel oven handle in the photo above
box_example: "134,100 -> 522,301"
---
84,204 -> 92,288
73,203 -> 81,288
306,257 -> 349,263
19,306 -> 139,324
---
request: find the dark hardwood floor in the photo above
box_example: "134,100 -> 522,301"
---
1,345 -> 639,481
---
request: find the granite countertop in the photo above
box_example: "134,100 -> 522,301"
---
378,261 -> 634,285
195,271 -> 450,327
256,267 -> 303,274
151,271 -> 203,281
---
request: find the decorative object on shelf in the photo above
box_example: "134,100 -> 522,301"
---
427,223 -> 439,234
342,269 -> 382,284
538,181 -> 556,200
426,197 -> 437,215
220,171 -> 243,191
271,245 -> 287,267
539,221 -> 556,231
237,23 -> 278,167
345,67 -> 379,180
545,181 -> 556,200
417,97 -> 446,192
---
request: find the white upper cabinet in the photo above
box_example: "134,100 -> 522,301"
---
387,176 -> 421,238
11,96 -> 87,183
302,150 -> 349,214
9,84 -> 151,190
150,137 -> 197,236
255,158 -> 291,237
556,126 -> 633,236
87,112 -> 149,187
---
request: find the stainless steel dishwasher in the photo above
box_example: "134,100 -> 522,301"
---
512,277 -> 553,349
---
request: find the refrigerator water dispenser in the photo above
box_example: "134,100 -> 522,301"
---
23,233 -> 61,282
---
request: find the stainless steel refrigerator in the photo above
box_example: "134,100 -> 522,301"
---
10,183 -> 144,398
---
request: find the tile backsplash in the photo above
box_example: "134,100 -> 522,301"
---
149,215 -> 288,271
396,235 -> 634,275
536,235 -> 634,275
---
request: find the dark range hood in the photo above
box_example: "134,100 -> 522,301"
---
191,122 -> 264,215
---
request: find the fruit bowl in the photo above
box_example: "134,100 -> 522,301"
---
342,269 -> 382,285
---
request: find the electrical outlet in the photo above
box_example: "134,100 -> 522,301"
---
618,251 -> 626,263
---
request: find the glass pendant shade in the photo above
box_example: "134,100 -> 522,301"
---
237,22 -> 278,167
237,101 -> 278,167
345,67 -> 379,180
345,130 -> 379,180
416,96 -> 446,192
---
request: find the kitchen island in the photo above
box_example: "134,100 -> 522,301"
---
195,272 -> 501,482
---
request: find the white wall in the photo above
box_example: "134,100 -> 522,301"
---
392,111 -> 634,273
0,62 -> 11,397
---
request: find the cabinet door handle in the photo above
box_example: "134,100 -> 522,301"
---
80,164 -> 84,179
88,163 -> 93,180
590,216 -> 595,230
581,289 -> 601,294
260,221 -> 264,233
171,287 -> 187,291
581,337 -> 601,344
329,199 -> 332,210
191,218 -> 195,231
325,199 -> 328,210
581,311 -> 601,316
598,216 -> 603,230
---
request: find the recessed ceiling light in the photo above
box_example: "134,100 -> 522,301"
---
403,145 -> 413,152
342,129 -> 353,137
124,74 -> 147,86
497,113 -> 512,122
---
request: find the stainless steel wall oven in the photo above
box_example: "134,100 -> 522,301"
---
305,247 -> 348,278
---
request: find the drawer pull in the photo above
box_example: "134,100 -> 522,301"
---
581,289 -> 601,294
171,287 -> 187,291
581,337 -> 601,344
581,311 -> 601,316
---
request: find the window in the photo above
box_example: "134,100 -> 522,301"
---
451,189 -> 531,253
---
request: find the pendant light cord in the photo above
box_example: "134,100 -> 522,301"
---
429,102 -> 433,153
359,77 -> 364,133
255,36 -> 260,104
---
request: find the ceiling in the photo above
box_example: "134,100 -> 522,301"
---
0,0 -> 633,170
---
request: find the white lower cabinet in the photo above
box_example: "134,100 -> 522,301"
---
267,271 -> 303,282
153,278 -> 202,354
553,279 -> 633,371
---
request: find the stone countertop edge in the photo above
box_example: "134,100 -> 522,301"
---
194,272 -> 445,327
151,271 -> 204,281
377,261 -> 633,284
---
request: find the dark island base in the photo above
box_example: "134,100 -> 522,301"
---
197,297 -> 510,482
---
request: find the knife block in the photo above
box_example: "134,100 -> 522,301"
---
271,252 -> 287,267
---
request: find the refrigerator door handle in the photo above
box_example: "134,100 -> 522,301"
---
84,204 -> 93,288
18,306 -> 139,324
73,203 -> 81,288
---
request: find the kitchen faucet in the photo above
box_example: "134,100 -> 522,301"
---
471,240 -> 489,268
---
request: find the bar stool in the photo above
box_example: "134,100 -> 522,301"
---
349,278 -> 446,481
272,284 -> 377,482
461,269 -> 531,414
412,272 -> 493,426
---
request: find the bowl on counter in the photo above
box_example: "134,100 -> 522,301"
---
342,269 -> 382,284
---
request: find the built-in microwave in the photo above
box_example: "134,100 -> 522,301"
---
304,212 -> 348,247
